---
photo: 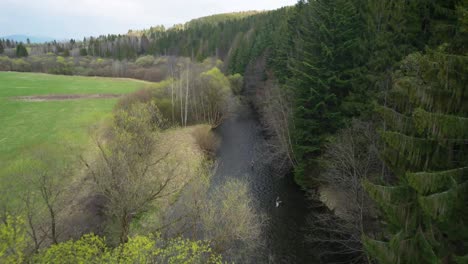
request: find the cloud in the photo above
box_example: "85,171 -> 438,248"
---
0,0 -> 297,39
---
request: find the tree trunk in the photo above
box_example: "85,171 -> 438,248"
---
120,212 -> 130,244
184,62 -> 190,127
179,77 -> 184,125
48,205 -> 58,244
170,63 -> 175,123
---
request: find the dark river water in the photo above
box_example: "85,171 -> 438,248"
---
212,101 -> 319,263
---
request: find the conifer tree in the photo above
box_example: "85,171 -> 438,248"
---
364,47 -> 468,264
287,0 -> 367,184
16,43 -> 28,57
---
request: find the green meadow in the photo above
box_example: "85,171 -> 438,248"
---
0,72 -> 148,178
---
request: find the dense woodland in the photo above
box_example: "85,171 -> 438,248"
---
1,0 -> 467,263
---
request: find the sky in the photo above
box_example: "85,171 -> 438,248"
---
0,0 -> 298,40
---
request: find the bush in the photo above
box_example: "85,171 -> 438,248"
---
12,59 -> 31,72
35,233 -> 222,263
201,179 -> 264,261
135,55 -> 155,67
0,216 -> 28,263
192,125 -> 220,156
0,56 -> 12,71
228,73 -> 243,95
116,88 -> 154,111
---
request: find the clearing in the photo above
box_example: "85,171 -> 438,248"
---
0,72 -> 149,182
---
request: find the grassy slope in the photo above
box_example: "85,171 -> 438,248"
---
0,72 -> 147,177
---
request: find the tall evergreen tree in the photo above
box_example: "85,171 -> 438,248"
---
287,0 -> 368,184
363,2 -> 468,262
365,47 -> 468,264
16,43 -> 28,57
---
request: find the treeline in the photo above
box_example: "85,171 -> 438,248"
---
0,9 -> 295,68
0,38 -> 19,56
0,11 -> 268,61
0,54 -> 171,80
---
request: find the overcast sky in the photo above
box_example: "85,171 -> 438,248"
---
0,0 -> 297,40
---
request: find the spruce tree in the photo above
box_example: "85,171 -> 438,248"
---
288,0 -> 367,185
15,43 -> 28,57
364,47 -> 468,263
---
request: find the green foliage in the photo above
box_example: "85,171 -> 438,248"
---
362,236 -> 395,264
286,0 -> 369,185
79,48 -> 88,56
0,216 -> 28,264
11,58 -> 30,72
135,55 -> 155,67
36,234 -> 106,263
364,4 -> 468,261
417,183 -> 463,222
50,56 -> 73,75
201,67 -> 230,90
379,131 -> 453,171
363,180 -> 418,231
35,233 -> 222,263
227,73 -> 243,95
185,11 -> 261,28
15,43 -> 28,57
367,47 -> 468,262
413,108 -> 468,140
407,167 -> 468,195
199,67 -> 232,125
364,229 -> 441,264
391,50 -> 468,115
454,254 -> 468,264
376,105 -> 415,133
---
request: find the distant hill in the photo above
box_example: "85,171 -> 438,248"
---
129,11 -> 263,37
0,35 -> 55,43
185,11 -> 262,28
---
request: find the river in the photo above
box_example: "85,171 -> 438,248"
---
212,100 -> 318,263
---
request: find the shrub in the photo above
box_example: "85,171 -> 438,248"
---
135,55 -> 155,67
34,233 -> 222,263
0,56 -> 12,71
12,59 -> 31,72
0,216 -> 28,264
116,88 -> 154,112
200,179 -> 264,261
192,126 -> 220,156
228,73 -> 243,95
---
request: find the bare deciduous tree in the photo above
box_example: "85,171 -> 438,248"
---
307,120 -> 382,263
20,152 -> 71,248
82,102 -> 177,244
200,179 -> 265,261
257,77 -> 296,171
35,169 -> 67,245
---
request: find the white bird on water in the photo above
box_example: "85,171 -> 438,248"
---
275,196 -> 282,208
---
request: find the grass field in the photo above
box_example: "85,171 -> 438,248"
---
0,72 -> 149,178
